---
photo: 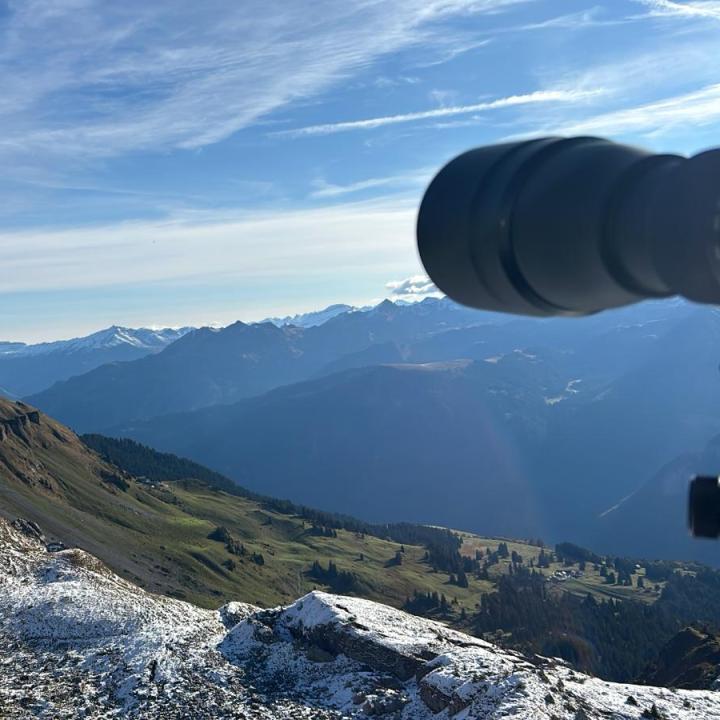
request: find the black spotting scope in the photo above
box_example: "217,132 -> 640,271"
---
417,136 -> 720,317
417,136 -> 720,539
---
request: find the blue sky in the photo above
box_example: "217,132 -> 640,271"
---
2,0 -> 720,342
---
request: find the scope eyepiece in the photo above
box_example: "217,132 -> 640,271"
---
417,137 -> 720,316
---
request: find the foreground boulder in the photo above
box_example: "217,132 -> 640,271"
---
1,517 -> 719,718
221,591 -> 720,719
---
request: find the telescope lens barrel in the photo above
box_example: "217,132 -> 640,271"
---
417,137 -> 720,316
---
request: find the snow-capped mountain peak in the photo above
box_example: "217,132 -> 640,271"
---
0,326 -> 193,357
262,304 -> 357,328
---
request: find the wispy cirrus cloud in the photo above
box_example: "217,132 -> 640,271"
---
634,0 -> 720,20
555,82 -> 720,137
501,6 -> 635,32
282,88 -> 604,137
310,169 -> 433,199
0,0 -> 533,160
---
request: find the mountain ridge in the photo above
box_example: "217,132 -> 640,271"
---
1,325 -> 193,357
262,303 -> 357,327
27,297 -> 489,432
640,626 -> 720,690
0,325 -> 193,397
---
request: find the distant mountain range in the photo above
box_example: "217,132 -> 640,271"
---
26,298 -> 486,431
0,326 -> 192,397
262,303 -> 358,327
18,295 -> 720,562
1,302 -> 391,398
262,301 -> 420,327
106,309 -> 720,554
1,326 -> 192,357
1,300 -> 397,398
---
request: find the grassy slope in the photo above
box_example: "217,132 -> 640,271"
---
0,398 -> 672,616
2,467 -> 491,610
0,399 -> 488,611
458,530 -> 665,605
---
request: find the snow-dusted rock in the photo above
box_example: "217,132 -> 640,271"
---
0,519 -> 325,718
1,518 -> 719,719
224,591 -> 720,719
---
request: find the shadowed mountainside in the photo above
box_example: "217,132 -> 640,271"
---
640,626 -> 720,690
109,357 -> 575,538
27,298 -> 487,432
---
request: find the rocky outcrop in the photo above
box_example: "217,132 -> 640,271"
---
2,517 -> 719,719
640,626 -> 720,689
10,517 -> 44,542
222,591 -> 720,719
0,517 -> 285,719
301,620 -> 434,680
0,399 -> 99,495
218,601 -> 258,630
0,401 -> 41,443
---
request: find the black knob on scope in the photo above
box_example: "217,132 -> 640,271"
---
417,137 -> 720,317
689,476 -> 720,539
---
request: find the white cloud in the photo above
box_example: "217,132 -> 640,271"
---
0,0 -> 533,159
373,76 -> 421,88
282,88 -> 604,137
0,197 -> 422,293
386,274 -> 441,298
428,89 -> 459,107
